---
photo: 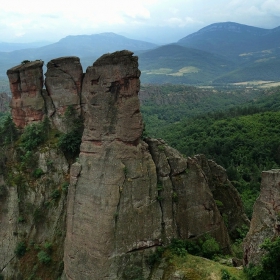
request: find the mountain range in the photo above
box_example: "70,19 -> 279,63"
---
1,22 -> 280,85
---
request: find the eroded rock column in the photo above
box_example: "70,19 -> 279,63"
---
7,61 -> 45,128
64,51 -> 162,279
45,56 -> 83,131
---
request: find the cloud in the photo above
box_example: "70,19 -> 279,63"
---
262,0 -> 280,16
41,14 -> 60,19
166,17 -> 201,28
0,0 -> 279,43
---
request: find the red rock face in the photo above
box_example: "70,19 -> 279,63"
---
6,61 -> 45,128
7,57 -> 84,130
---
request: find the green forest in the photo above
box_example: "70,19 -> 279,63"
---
141,85 -> 280,218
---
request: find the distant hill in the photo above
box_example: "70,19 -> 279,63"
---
177,22 -> 280,59
1,23 -> 280,85
138,44 -> 235,84
0,33 -> 157,77
138,22 -> 280,84
0,41 -> 52,52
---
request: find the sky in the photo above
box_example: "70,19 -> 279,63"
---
1,0 -> 280,44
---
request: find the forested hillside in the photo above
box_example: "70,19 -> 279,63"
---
141,85 -> 280,217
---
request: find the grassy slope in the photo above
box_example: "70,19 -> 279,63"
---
157,253 -> 246,280
138,44 -> 235,84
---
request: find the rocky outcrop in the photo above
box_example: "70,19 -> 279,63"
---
3,51 -> 249,280
7,60 -> 45,128
7,57 -> 83,131
64,51 -> 161,279
63,52 -> 236,279
45,57 -> 83,131
146,139 -> 231,249
244,169 -> 280,266
193,155 -> 250,239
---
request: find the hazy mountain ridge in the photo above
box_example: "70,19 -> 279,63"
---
0,41 -> 53,52
0,22 -> 280,84
0,33 -> 158,77
140,22 -> 280,84
138,44 -> 236,84
177,22 -> 280,58
187,22 -> 273,37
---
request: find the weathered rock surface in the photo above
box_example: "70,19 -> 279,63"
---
64,52 -> 239,279
244,169 -> 280,266
0,147 -> 69,279
45,57 -> 83,131
0,175 -> 19,279
6,57 -> 83,131
193,155 -> 250,239
3,51 -> 250,280
146,139 -> 231,250
7,60 -> 45,128
64,51 -> 161,279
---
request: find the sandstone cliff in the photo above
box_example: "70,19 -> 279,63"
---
244,169 -> 280,266
1,51 -> 249,279
7,60 -> 45,128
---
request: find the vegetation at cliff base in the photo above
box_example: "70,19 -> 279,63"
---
0,114 -> 71,280
147,245 -> 246,280
245,237 -> 280,280
57,105 -> 84,157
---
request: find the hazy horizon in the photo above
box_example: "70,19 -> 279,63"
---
1,0 -> 280,45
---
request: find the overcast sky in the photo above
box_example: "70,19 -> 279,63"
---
1,0 -> 280,44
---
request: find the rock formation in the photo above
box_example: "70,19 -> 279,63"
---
7,57 -> 83,131
45,57 -> 83,131
7,60 -> 45,128
1,51 -> 249,280
193,155 -> 250,239
244,169 -> 280,266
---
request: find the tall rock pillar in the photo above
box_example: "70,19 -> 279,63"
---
6,61 -> 45,128
63,51 -> 162,279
